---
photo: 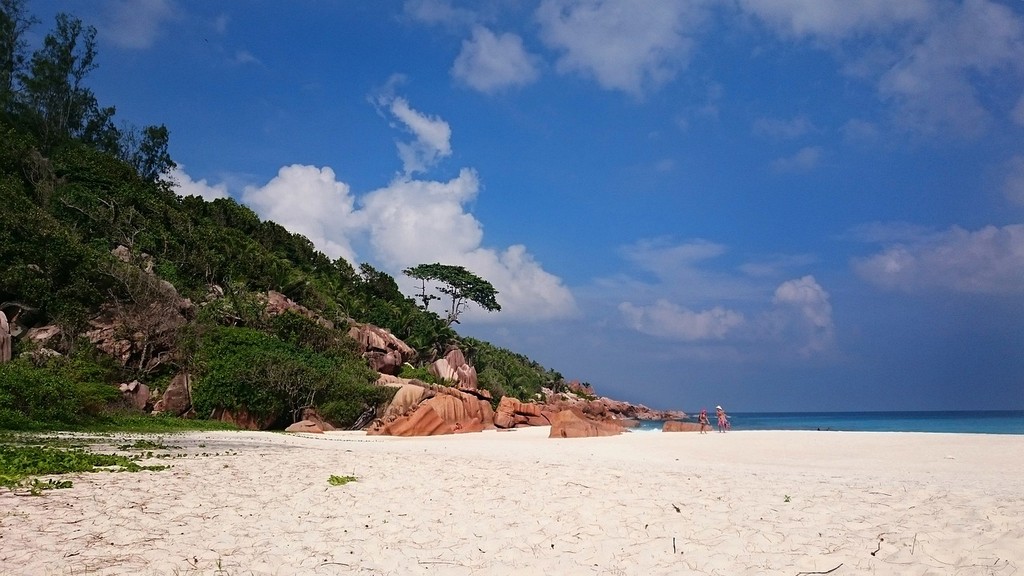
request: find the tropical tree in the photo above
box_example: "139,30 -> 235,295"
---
17,12 -> 116,151
402,263 -> 500,326
0,0 -> 36,115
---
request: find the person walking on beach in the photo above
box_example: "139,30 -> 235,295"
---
698,409 -> 710,434
716,405 -> 729,432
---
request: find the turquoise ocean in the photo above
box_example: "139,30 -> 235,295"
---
635,411 -> 1024,434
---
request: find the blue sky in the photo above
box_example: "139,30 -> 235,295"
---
29,0 -> 1024,412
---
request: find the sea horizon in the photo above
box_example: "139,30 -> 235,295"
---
637,409 -> 1024,435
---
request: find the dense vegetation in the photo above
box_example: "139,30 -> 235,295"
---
0,3 -> 565,431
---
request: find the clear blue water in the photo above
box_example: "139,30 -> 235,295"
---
635,411 -> 1024,434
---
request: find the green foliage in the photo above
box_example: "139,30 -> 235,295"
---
0,358 -> 115,429
192,326 -> 385,427
0,444 -> 166,490
17,13 -> 115,151
397,364 -> 440,385
403,262 -> 501,326
462,338 -> 563,403
327,474 -> 357,486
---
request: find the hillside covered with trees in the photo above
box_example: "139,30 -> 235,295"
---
0,3 -> 568,431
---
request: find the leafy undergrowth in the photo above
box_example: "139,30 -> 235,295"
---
0,441 -> 170,495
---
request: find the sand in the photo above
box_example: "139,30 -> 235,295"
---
1,428 -> 1022,575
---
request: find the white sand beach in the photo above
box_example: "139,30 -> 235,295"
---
2,428 -> 1022,576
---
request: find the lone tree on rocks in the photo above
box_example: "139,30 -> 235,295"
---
402,263 -> 500,327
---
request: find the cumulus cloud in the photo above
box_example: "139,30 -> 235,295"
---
169,166 -> 229,201
101,0 -> 178,49
606,239 -> 834,356
240,165 -> 361,265
853,224 -> 1024,294
359,170 -> 577,322
452,26 -> 540,93
619,300 -> 744,341
173,95 -> 577,323
359,170 -> 484,266
374,93 -> 452,176
770,146 -> 821,173
770,275 -> 835,356
535,0 -> 708,97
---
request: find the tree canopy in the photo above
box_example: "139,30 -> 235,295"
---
402,263 -> 501,326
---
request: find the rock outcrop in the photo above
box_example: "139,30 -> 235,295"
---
86,256 -> 193,374
119,380 -> 151,411
152,373 -> 192,416
370,403 -> 453,437
494,396 -> 551,429
542,384 -> 685,422
428,348 -> 478,390
210,408 -> 275,430
262,291 -> 334,329
285,420 -> 325,433
368,375 -> 495,436
663,420 -> 704,432
549,409 -> 625,438
348,323 -> 416,375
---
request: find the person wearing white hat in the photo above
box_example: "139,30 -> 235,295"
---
715,406 -> 729,432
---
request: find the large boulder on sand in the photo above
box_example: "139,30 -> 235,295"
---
549,409 -> 625,438
663,420 -> 704,432
423,386 -> 494,428
285,420 -> 324,434
152,373 -> 192,416
369,404 -> 453,437
494,396 -> 546,428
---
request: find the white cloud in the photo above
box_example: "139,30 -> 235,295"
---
878,0 -> 1024,137
770,275 -> 835,356
619,300 -> 744,341
535,0 -> 708,97
359,170 -> 484,266
1004,156 -> 1024,206
770,146 -> 821,173
240,165 -> 361,265
739,0 -> 932,40
452,26 -> 540,93
359,170 -> 577,322
169,166 -> 228,201
403,0 -> 477,28
853,224 -> 1024,294
461,245 -> 578,322
173,95 -> 577,323
753,115 -> 816,140
375,94 -> 452,176
739,0 -> 1024,138
603,239 -> 833,356
101,0 -> 178,49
